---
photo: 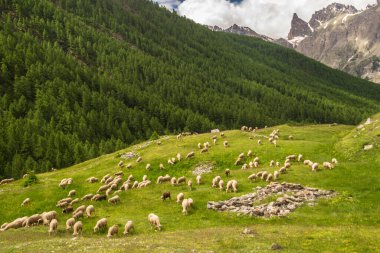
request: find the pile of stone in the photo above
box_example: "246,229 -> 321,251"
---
192,163 -> 214,176
207,182 -> 335,217
120,152 -> 137,160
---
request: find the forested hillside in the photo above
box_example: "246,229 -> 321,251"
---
1,0 -> 380,179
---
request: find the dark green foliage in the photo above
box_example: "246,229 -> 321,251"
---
150,131 -> 160,141
0,0 -> 380,178
23,172 -> 39,187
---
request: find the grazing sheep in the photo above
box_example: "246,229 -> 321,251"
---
108,195 -> 120,204
86,177 -> 99,183
176,193 -> 184,203
177,176 -> 186,184
136,157 -> 142,163
186,151 -> 195,159
200,147 -> 208,153
176,133 -> 182,140
253,157 -> 260,163
247,150 -> 253,157
148,213 -> 162,231
1,217 -> 28,231
323,162 -> 333,170
212,176 -> 221,188
171,157 -> 176,164
21,198 -> 30,207
1,223 -> 8,229
146,164 -> 151,170
86,205 -> 95,217
332,158 -> 338,164
221,132 -> 225,137
106,188 -> 113,197
256,171 -> 264,178
49,219 -> 58,236
162,174 -> 171,182
93,195 -> 107,201
181,199 -> 193,215
248,174 -> 257,181
170,177 -> 177,186
101,174 -> 111,184
311,163 -> 319,171
234,158 -> 242,166
284,162 -> 291,169
266,173 -> 273,182
0,178 -> 14,185
131,181 -> 139,189
276,162 -> 280,167
223,141 -> 229,147
161,192 -> 171,201
218,180 -> 224,191
253,161 -> 259,168
81,194 -> 94,201
225,169 -> 230,177
274,171 -> 279,180
63,206 -> 73,214
238,153 -> 245,159
118,161 -> 124,168
197,143 -> 202,149
73,210 -> 84,219
115,171 -> 123,176
123,221 -> 134,236
66,218 -> 75,231
196,175 -> 201,185
257,139 -> 262,145
226,180 -> 238,193
213,138 -> 217,145
261,172 -> 268,180
304,160 -> 311,165
270,160 -> 275,167
298,154 -> 303,162
177,153 -> 181,161
156,176 -> 164,184
168,159 -> 174,166
24,214 -> 43,227
97,185 -> 109,193
107,225 -> 119,238
279,167 -> 286,173
286,155 -> 296,160
126,163 -> 132,169
73,221 -> 83,237
41,211 -> 57,225
105,177 -> 114,185
94,218 -> 108,233
248,161 -> 254,168
241,164 -> 248,170
68,190 -> 76,197
73,205 -> 86,215
188,180 -> 193,190
159,163 -> 165,170
231,180 -> 238,192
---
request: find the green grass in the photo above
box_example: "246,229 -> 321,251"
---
0,116 -> 379,252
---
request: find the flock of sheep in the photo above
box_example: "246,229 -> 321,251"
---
0,126 -> 338,238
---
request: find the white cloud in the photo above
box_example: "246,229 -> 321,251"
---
155,0 -> 376,38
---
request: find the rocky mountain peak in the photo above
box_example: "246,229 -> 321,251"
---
309,3 -> 358,30
287,13 -> 312,40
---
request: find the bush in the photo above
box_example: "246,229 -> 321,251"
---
150,131 -> 160,141
23,172 -> 39,187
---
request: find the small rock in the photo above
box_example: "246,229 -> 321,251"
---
271,243 -> 282,250
364,144 -> 373,151
242,228 -> 254,234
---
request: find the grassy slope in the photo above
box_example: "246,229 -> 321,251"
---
0,116 -> 380,252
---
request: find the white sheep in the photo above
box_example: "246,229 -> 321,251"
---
21,198 -> 30,207
123,221 -> 134,236
168,159 -> 174,166
73,221 -> 83,237
73,205 -> 86,216
136,157 -> 142,163
269,160 -> 275,167
323,162 -> 333,170
257,139 -> 262,145
0,217 -> 28,231
159,163 -> 165,170
108,195 -> 120,204
226,180 -> 238,193
48,219 -> 58,236
298,154 -> 303,162
73,210 -> 83,219
248,174 -> 257,181
66,218 -> 75,231
274,171 -> 279,180
42,211 -> 57,225
247,150 -> 253,157
148,213 -> 162,231
279,167 -> 286,173
86,177 -> 99,183
223,141 -> 229,147
200,147 -> 208,153
106,188 -> 112,197
171,177 -> 177,186
86,205 -> 95,217
218,180 -> 224,191
177,153 -> 181,161
107,225 -> 119,238
126,163 -> 132,169
186,151 -> 195,159
311,163 -> 319,171
24,214 -> 42,227
332,158 -> 338,164
177,176 -> 186,184
94,218 -> 108,233
197,143 -> 202,149
266,173 -> 273,182
176,192 -> 185,203
146,164 -> 151,170
181,199 -> 192,215
188,180 -> 193,190
194,175 -> 200,186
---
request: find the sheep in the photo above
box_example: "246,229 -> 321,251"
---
266,173 -> 273,182
213,138 -> 217,145
298,154 -> 303,162
256,171 -> 264,178
323,162 -> 333,170
247,150 -> 253,157
332,158 -> 338,164
0,217 -> 28,231
253,161 -> 259,168
218,180 -> 224,191
212,176 -> 221,188
156,176 -> 164,184
304,160 -> 311,165
162,174 -> 171,182
73,210 -> 84,219
248,174 -> 257,181
311,163 -> 319,171
186,151 -> 195,159
80,194 -> 93,202
176,133 -> 182,140
49,219 -> 58,235
0,178 -> 14,185
177,153 -> 181,161
196,175 -> 201,185
115,171 -> 124,176
66,218 -> 75,231
276,162 -> 280,167
200,147 -> 208,153
288,135 -> 293,140
171,157 -> 176,164
159,163 -> 165,170
168,159 -> 174,166
286,155 -> 296,160
86,205 -> 95,217
23,174 -> 29,179
176,193 -> 185,203
107,224 -> 119,238
225,169 -> 230,177
226,180 -> 238,193
108,195 -> 120,204
106,187 -> 113,197
220,132 -> 225,137
171,177 -> 177,186
241,164 -> 248,170
123,221 -> 134,236
234,158 -> 242,166
146,164 -> 151,171
93,195 -> 107,201
132,181 -> 139,189
21,198 -> 30,207
126,163 -> 132,169
274,171 -> 279,180
231,180 -> 238,192
148,213 -> 162,231
101,174 -> 111,184
63,206 -> 73,214
197,143 -> 203,149
181,199 -> 193,215
161,192 -> 171,201
142,175 -> 148,182
223,141 -> 229,147
94,218 -> 108,233
1,223 -> 8,229
253,157 -> 260,163
24,214 -> 43,227
248,161 -> 254,168
72,221 -> 83,237
270,160 -> 275,167
188,180 -> 193,190
261,172 -> 268,180
284,162 -> 291,169
257,139 -> 262,145
177,176 -> 186,184
97,185 -> 109,193
41,211 -> 57,225
68,190 -> 76,197
73,205 -> 86,215
70,197 -> 80,205
105,177 -> 114,185
86,177 -> 99,183
136,157 -> 142,163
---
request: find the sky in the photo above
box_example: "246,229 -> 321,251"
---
154,0 -> 376,38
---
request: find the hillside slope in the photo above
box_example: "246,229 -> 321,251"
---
0,118 -> 379,252
1,0 -> 380,179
